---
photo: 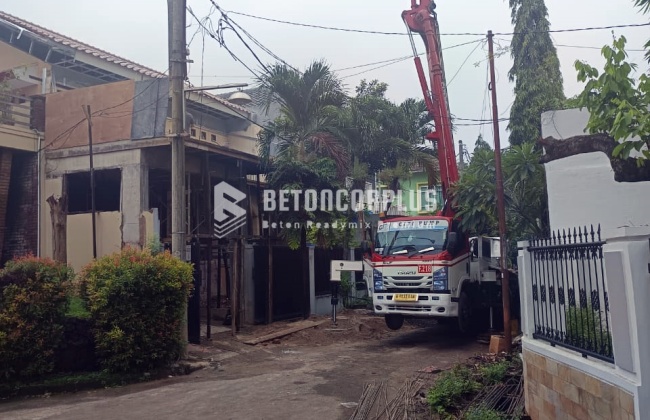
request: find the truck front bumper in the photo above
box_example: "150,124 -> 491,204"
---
371,293 -> 458,317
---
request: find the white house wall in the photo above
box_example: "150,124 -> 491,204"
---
541,108 -> 650,239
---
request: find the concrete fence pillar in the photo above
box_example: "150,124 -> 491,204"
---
517,240 -> 535,338
603,226 -> 650,420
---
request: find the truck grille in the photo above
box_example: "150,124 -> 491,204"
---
384,288 -> 433,294
386,305 -> 433,312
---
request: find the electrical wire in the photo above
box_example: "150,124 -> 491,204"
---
339,38 -> 485,79
187,6 -> 266,83
447,40 -> 484,86
225,9 -> 650,37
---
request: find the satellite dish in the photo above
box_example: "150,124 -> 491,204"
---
228,91 -> 253,106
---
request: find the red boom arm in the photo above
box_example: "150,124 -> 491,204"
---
402,0 -> 458,218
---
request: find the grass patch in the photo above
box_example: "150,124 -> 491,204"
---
427,365 -> 481,416
462,406 -> 506,420
479,360 -> 509,385
427,355 -> 524,419
66,295 -> 90,319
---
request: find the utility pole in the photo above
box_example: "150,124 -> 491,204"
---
168,0 -> 188,354
458,140 -> 465,171
83,105 -> 97,259
487,30 -> 511,352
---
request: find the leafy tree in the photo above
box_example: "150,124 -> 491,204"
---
507,0 -> 565,146
573,35 -> 650,164
451,142 -> 549,241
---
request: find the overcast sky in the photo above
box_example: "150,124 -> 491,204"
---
2,0 -> 649,153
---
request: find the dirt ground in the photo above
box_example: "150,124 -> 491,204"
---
0,310 -> 488,420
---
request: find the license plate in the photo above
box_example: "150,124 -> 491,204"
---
394,294 -> 418,302
418,265 -> 432,273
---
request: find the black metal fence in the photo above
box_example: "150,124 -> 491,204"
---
528,225 -> 613,363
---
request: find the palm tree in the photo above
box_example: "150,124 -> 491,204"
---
339,80 -> 439,210
257,59 -> 350,250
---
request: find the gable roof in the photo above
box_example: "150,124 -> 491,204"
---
0,10 -> 250,115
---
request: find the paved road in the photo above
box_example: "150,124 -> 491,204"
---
0,323 -> 486,420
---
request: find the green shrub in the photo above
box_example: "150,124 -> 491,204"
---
565,306 -> 612,355
479,360 -> 510,385
80,247 -> 193,373
0,255 -> 74,380
427,365 -> 481,415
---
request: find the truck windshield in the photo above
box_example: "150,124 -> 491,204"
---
375,228 -> 447,257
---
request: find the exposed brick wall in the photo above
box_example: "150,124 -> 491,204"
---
523,348 -> 635,420
0,148 -> 13,260
1,152 -> 38,264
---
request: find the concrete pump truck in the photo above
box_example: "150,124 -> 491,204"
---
361,0 -> 516,334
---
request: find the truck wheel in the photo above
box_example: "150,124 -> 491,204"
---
385,314 -> 404,330
458,292 -> 473,334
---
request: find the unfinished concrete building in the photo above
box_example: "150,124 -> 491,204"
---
0,11 -> 268,273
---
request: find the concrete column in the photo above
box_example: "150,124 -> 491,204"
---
309,245 -> 315,315
243,242 -> 255,325
121,164 -> 147,246
517,240 -> 535,338
0,149 -> 13,258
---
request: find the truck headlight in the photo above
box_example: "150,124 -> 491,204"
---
373,269 -> 385,292
432,266 -> 448,291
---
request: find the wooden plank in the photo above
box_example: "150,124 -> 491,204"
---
239,319 -> 328,345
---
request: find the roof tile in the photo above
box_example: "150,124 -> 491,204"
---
0,10 -> 251,115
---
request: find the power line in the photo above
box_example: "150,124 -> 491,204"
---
187,6 -> 266,82
339,39 -> 485,79
225,9 -> 650,36
341,56 -> 412,79
447,40 -> 484,86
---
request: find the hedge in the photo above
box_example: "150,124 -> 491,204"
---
79,247 -> 193,373
0,255 -> 74,380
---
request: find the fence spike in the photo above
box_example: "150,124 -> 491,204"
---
573,227 -> 577,244
590,225 -> 595,242
562,229 -> 567,245
552,230 -> 557,245
597,224 -> 601,241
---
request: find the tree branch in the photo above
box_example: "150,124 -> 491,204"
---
538,134 -> 650,182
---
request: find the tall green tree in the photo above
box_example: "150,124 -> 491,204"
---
257,59 -> 350,249
340,79 -> 438,194
508,0 -> 565,146
451,142 -> 549,241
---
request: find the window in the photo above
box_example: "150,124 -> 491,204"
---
211,134 -> 217,142
66,169 -> 121,213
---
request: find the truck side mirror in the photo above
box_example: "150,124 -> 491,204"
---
447,232 -> 459,254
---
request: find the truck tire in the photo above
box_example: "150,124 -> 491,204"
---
458,291 -> 473,334
385,314 -> 404,330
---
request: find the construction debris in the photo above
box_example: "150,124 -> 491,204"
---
237,319 -> 328,345
346,353 -> 526,419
